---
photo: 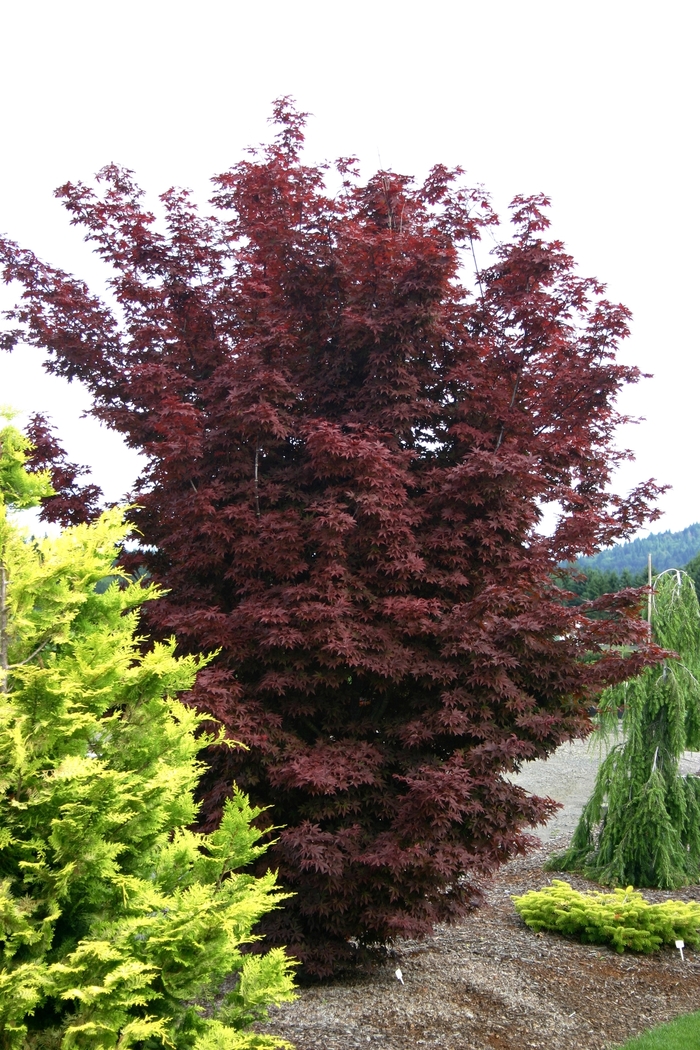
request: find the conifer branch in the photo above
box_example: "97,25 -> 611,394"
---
549,569 -> 700,889
0,563 -> 8,693
8,637 -> 52,669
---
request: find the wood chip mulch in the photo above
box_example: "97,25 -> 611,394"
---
256,839 -> 700,1050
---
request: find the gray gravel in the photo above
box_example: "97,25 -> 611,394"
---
510,737 -> 700,841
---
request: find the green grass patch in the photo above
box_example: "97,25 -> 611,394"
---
614,1011 -> 700,1048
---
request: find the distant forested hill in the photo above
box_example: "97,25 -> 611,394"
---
576,522 -> 700,575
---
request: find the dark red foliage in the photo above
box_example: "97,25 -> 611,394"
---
0,101 -> 667,975
24,413 -> 103,525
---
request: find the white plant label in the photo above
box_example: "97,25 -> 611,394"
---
675,939 -> 685,962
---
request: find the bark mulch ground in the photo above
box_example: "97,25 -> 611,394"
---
256,838 -> 700,1050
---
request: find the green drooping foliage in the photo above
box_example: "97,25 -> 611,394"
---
513,880 -> 700,953
576,522 -> 700,577
549,570 -> 700,889
0,423 -> 296,1049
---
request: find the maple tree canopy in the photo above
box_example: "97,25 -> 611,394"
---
0,100 -> 666,975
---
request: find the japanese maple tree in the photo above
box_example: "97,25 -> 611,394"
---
0,100 -> 665,975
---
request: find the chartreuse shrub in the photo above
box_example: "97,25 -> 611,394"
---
513,880 -> 700,954
0,417 -> 296,1048
614,1011 -> 700,1049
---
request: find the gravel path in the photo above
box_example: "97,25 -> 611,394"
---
510,738 -> 700,840
256,739 -> 700,1050
509,738 -> 606,841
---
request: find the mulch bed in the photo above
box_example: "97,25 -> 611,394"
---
256,839 -> 700,1050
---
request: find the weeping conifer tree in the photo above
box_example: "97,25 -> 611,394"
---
550,569 -> 700,889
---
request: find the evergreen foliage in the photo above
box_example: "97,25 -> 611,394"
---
557,566 -> 649,623
0,411 -> 53,511
684,552 -> 700,596
549,570 -> 700,889
0,423 -> 295,1049
576,523 -> 700,577
562,566 -> 648,604
0,102 -> 666,974
513,880 -> 700,953
557,550 -> 700,622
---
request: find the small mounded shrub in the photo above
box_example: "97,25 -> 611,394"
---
512,880 -> 700,954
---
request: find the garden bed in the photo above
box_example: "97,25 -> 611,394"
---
257,742 -> 700,1050
257,841 -> 700,1050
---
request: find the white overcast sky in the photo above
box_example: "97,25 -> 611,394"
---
0,0 -> 697,536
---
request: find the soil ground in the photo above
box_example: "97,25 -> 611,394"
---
256,740 -> 700,1050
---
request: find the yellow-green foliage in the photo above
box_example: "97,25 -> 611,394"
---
513,880 -> 700,954
0,422 -> 296,1049
0,411 -> 53,511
